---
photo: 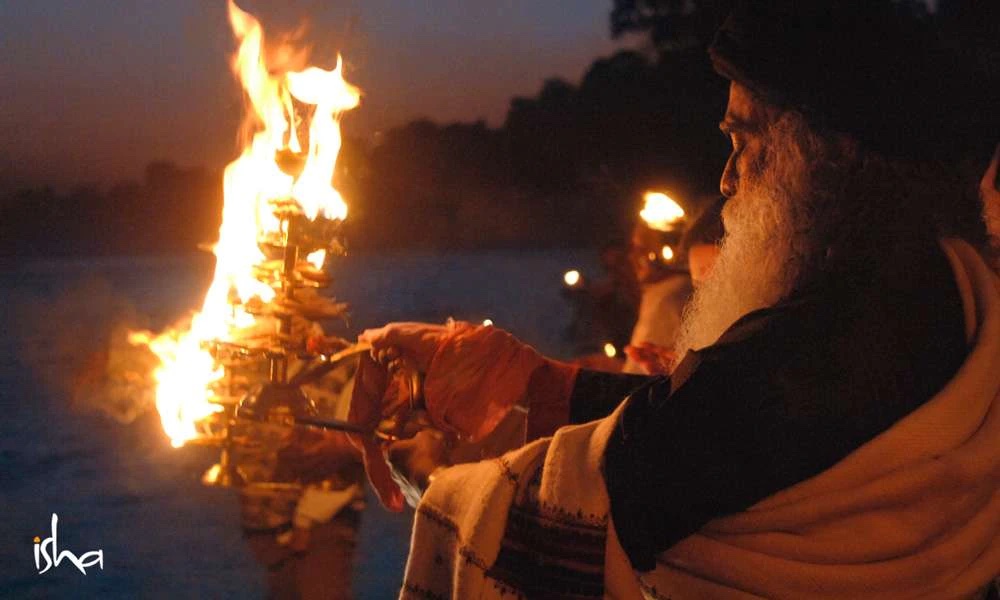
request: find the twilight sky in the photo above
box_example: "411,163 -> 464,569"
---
0,1 -> 627,188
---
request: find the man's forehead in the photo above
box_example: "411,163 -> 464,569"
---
722,82 -> 774,131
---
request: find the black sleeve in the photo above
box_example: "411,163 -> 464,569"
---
568,369 -> 655,424
602,337 -> 799,572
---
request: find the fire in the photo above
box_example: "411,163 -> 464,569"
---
640,191 -> 685,232
131,1 -> 360,447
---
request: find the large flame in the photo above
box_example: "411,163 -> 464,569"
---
132,1 -> 360,447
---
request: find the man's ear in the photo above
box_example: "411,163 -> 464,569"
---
981,143 -> 999,194
980,144 -> 1000,261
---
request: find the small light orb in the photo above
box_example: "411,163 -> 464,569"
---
563,270 -> 581,287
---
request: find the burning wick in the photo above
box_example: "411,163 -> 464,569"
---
563,270 -> 582,287
603,343 -> 617,358
661,245 -> 675,261
640,191 -> 685,232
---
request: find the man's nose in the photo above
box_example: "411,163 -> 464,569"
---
720,155 -> 738,198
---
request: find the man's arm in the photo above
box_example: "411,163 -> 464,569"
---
569,370 -> 655,424
525,363 -> 653,440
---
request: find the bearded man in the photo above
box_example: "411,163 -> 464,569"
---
348,2 -> 1000,598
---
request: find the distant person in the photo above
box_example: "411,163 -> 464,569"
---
621,218 -> 693,374
625,197 -> 726,374
682,197 -> 725,287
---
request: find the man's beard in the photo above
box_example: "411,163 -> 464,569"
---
675,117 -> 825,355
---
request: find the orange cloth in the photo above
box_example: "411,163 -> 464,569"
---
423,324 -> 547,442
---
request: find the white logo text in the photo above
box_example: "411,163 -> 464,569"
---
33,514 -> 104,575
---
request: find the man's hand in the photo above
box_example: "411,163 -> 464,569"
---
348,321 -> 558,511
624,342 -> 678,375
359,322 -> 456,373
347,352 -> 405,512
386,429 -> 452,509
274,429 -> 360,484
357,321 -> 548,441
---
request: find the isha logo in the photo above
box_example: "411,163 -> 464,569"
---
33,513 -> 104,575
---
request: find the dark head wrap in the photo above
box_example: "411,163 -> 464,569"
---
708,0 -> 995,161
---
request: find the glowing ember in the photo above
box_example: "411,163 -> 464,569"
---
661,245 -> 675,261
131,1 -> 361,448
603,343 -> 618,358
640,192 -> 685,231
563,269 -> 582,287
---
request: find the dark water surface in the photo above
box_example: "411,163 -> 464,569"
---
0,250 -> 597,598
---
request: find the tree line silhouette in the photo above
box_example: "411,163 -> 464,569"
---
2,0 -> 994,257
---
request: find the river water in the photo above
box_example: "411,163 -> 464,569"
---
0,249 -> 597,598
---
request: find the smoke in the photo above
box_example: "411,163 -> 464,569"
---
14,277 -> 158,423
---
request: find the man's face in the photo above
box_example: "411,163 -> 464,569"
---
718,82 -> 780,201
674,82 -> 820,354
